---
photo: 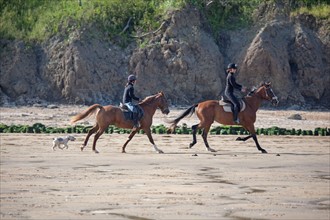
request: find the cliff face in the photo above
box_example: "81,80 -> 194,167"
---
1,6 -> 329,108
130,8 -> 224,105
239,18 -> 329,106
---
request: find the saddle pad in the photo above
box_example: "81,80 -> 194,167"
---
119,103 -> 129,112
219,99 -> 246,113
119,104 -> 144,121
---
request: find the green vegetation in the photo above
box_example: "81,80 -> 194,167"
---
0,123 -> 329,136
291,4 -> 330,19
0,0 -> 185,42
188,0 -> 329,37
0,0 -> 328,43
187,0 -> 264,31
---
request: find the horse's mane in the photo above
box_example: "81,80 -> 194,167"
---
246,82 -> 267,97
139,91 -> 166,105
139,94 -> 158,105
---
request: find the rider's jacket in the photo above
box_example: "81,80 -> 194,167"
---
123,82 -> 140,104
224,72 -> 242,98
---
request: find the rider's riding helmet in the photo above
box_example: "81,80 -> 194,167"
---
128,74 -> 137,82
227,63 -> 238,69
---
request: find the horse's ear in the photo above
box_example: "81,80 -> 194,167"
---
265,82 -> 271,87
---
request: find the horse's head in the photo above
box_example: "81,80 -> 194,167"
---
256,82 -> 279,106
156,91 -> 170,115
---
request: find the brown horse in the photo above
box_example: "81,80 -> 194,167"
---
71,92 -> 170,153
169,82 -> 279,153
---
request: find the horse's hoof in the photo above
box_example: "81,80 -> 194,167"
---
209,148 -> 216,152
94,150 -> 99,154
236,137 -> 243,141
261,149 -> 268,153
158,150 -> 164,154
122,150 -> 126,153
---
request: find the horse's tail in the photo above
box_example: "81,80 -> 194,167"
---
168,104 -> 198,133
70,104 -> 103,123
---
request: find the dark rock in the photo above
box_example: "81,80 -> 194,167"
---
288,114 -> 303,120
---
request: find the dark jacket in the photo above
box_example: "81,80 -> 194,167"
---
123,83 -> 140,103
224,72 -> 242,98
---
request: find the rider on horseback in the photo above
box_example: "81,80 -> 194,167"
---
223,63 -> 247,124
123,74 -> 141,128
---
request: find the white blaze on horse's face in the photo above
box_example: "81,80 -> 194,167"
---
271,90 -> 279,106
265,87 -> 279,106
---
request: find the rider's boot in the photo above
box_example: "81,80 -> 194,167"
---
132,112 -> 140,128
233,107 -> 240,124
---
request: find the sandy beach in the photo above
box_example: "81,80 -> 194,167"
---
0,106 -> 329,219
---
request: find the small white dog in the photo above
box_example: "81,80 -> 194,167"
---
52,135 -> 76,151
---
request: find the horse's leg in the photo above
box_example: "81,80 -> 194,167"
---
189,124 -> 199,148
145,128 -> 164,153
81,124 -> 99,151
201,125 -> 216,152
122,129 -> 139,153
236,123 -> 256,141
252,134 -> 267,153
92,129 -> 105,154
236,135 -> 253,141
241,124 -> 267,153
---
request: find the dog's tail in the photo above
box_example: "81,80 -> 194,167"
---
71,104 -> 103,123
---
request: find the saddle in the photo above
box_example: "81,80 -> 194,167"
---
219,97 -> 246,113
119,103 -> 144,122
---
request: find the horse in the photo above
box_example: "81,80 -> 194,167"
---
71,92 -> 170,154
168,82 -> 279,153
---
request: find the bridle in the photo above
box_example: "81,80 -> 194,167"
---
264,84 -> 279,106
158,92 -> 170,114
249,83 -> 279,106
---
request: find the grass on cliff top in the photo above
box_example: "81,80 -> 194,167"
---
0,0 -> 264,43
291,4 -> 330,20
1,0 -> 328,43
0,0 -> 186,42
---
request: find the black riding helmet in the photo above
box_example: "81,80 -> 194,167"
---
227,63 -> 237,69
128,74 -> 137,82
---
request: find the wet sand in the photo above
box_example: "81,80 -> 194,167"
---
0,106 -> 329,219
1,133 -> 329,220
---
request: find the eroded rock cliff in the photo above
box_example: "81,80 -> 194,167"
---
1,5 -> 329,108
